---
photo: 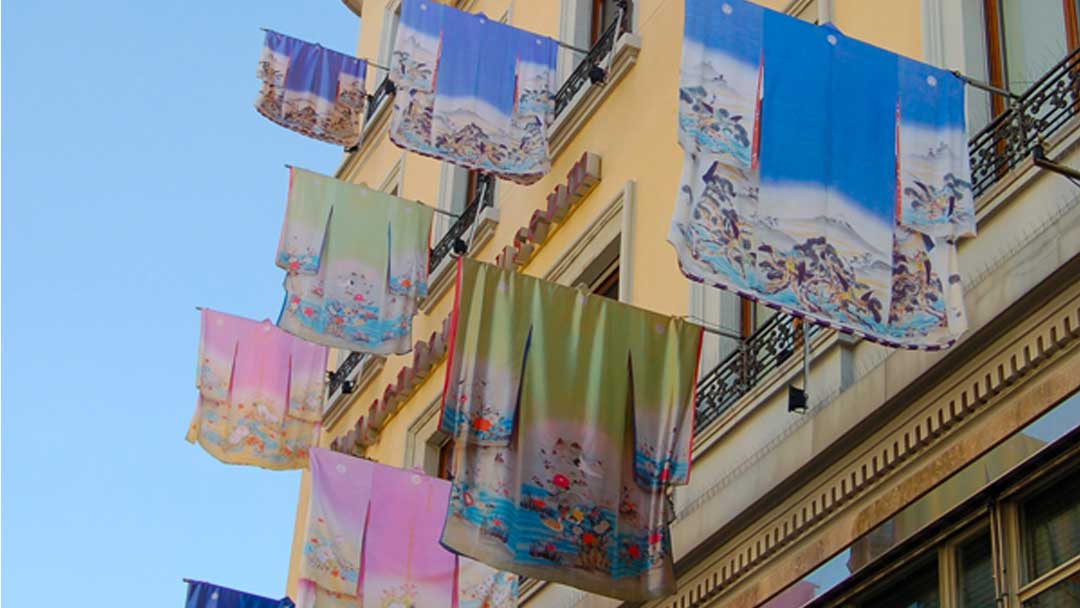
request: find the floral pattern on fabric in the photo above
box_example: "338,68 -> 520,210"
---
300,449 -> 520,608
187,309 -> 327,470
389,0 -> 558,185
439,259 -> 703,601
276,168 -> 433,355
255,30 -> 368,146
670,0 -> 975,351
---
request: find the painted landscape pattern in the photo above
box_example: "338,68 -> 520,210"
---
255,30 -> 367,146
670,0 -> 973,349
389,0 -> 557,185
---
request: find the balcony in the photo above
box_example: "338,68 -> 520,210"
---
553,2 -> 633,119
969,46 -> 1080,197
692,46 -> 1080,435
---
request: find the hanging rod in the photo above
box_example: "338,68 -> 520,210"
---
282,164 -> 463,218
683,316 -> 744,341
952,70 -> 1021,101
260,28 -> 391,71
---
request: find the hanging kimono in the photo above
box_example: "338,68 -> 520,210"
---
388,0 -> 558,185
438,258 -> 703,601
188,309 -> 327,470
276,168 -> 433,355
256,30 -> 368,146
297,448 -> 519,608
670,0 -> 975,350
185,580 -> 295,608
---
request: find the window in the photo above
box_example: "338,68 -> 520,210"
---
558,0 -> 625,83
1022,470 -> 1080,580
437,439 -> 454,480
957,531 -> 996,608
436,165 -> 492,241
854,557 -> 940,608
981,0 -> 1079,115
377,1 -> 403,77
590,0 -> 621,44
592,261 -> 619,300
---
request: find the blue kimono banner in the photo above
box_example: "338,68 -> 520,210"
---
256,30 -> 367,146
185,580 -> 294,608
669,0 -> 975,350
389,0 -> 558,185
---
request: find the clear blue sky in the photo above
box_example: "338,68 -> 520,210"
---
3,2 -> 361,604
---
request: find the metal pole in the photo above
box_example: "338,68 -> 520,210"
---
259,28 -> 391,71
952,70 -> 1020,101
684,316 -> 744,341
283,165 -> 462,218
802,320 -> 810,394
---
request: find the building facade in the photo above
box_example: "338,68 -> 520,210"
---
287,1 -> 1080,607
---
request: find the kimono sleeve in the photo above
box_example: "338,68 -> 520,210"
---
286,334 -> 329,422
392,0 -> 445,93
631,316 -> 703,490
439,258 -> 531,447
301,449 -> 374,598
257,30 -> 294,86
196,309 -> 241,404
898,58 -> 976,239
386,197 -> 434,300
276,168 -> 334,275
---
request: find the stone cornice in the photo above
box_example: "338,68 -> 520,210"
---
654,279 -> 1080,608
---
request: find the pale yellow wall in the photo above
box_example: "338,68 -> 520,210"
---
287,0 -> 927,598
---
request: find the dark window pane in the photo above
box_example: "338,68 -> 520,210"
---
1024,472 -> 1080,581
857,558 -> 940,608
958,532 -> 995,608
1022,572 -> 1080,607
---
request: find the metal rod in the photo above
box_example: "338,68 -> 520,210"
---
952,70 -> 1021,101
683,316 -> 744,341
260,28 -> 391,71
284,165 -> 460,217
802,320 -> 810,393
195,306 -> 205,311
1033,144 -> 1080,181
555,39 -> 592,55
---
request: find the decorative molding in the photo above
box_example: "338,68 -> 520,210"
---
495,152 -> 602,269
548,34 -> 641,159
656,287 -> 1080,608
329,314 -> 454,455
542,180 -> 633,288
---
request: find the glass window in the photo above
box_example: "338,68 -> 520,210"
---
1022,575 -> 1080,607
957,532 -> 996,608
1023,471 -> 1080,582
999,0 -> 1069,93
856,558 -> 940,608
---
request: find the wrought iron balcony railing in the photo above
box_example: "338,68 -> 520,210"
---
428,172 -> 496,271
694,315 -> 817,433
553,1 -> 633,118
365,75 -> 395,123
328,350 -> 365,397
969,46 -> 1080,197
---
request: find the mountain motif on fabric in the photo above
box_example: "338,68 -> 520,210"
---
671,0 -> 974,350
389,0 -> 558,184
254,30 -> 367,146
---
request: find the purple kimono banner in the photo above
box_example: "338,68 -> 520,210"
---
256,30 -> 367,146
